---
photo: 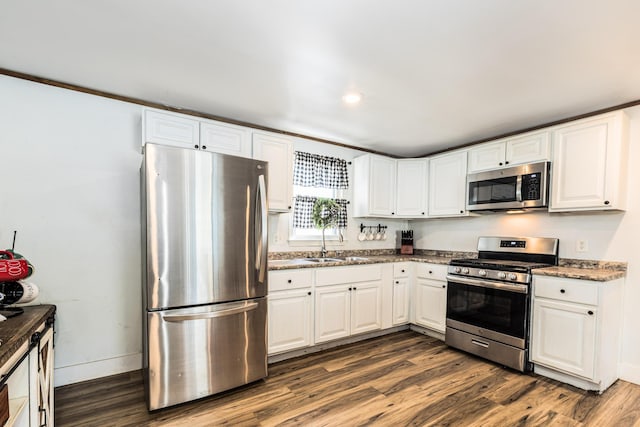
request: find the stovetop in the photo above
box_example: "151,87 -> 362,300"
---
449,258 -> 553,273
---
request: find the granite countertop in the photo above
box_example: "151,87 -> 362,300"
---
533,259 -> 627,282
268,250 -> 627,282
268,250 -> 474,271
0,304 -> 56,370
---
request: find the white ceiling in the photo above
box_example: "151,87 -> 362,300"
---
2,1 -> 639,157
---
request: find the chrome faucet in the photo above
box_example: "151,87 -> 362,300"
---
320,246 -> 328,258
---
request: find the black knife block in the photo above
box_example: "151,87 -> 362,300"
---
401,230 -> 414,255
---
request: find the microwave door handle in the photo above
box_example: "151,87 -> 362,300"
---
516,175 -> 523,202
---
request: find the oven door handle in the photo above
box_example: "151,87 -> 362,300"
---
446,275 -> 529,294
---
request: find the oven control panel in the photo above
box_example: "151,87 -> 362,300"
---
448,265 -> 531,284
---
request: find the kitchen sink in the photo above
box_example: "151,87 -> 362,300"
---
333,256 -> 369,262
304,257 -> 343,263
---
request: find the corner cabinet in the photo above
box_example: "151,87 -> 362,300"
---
427,151 -> 468,217
530,275 -> 623,392
549,111 -> 629,212
353,154 -> 397,217
252,132 -> 294,213
396,159 -> 428,217
467,130 -> 550,173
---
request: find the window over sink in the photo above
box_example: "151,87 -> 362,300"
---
289,151 -> 349,241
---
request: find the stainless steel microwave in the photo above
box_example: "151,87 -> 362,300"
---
466,161 -> 550,211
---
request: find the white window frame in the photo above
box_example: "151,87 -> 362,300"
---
288,185 -> 346,243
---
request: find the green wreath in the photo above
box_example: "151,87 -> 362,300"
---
312,198 -> 340,229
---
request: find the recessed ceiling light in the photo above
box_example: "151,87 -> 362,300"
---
342,92 -> 362,104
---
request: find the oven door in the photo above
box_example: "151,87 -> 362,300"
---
446,275 -> 529,348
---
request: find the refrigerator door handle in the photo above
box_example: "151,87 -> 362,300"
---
256,174 -> 268,283
162,302 -> 259,322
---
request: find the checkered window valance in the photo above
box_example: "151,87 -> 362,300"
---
292,196 -> 349,229
293,151 -> 349,189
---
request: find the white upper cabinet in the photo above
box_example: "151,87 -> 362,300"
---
143,108 -> 251,158
353,154 -> 397,217
550,111 -> 629,212
200,120 -> 251,158
143,109 -> 199,148
396,159 -> 428,217
428,151 -> 468,217
252,132 -> 294,213
467,130 -> 550,173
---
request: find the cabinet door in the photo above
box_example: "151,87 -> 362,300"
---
252,133 -> 294,212
531,298 -> 596,379
315,285 -> 351,343
369,156 -> 397,216
268,289 -> 313,354
428,151 -> 468,217
143,109 -> 200,148
550,113 -> 627,211
414,278 -> 446,332
396,159 -> 428,217
392,277 -> 410,325
29,327 -> 54,427
200,121 -> 251,158
505,131 -> 550,166
351,281 -> 382,335
467,141 -> 505,173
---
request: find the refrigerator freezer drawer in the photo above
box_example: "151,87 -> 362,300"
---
146,297 -> 267,410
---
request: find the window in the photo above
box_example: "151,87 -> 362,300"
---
290,151 -> 349,241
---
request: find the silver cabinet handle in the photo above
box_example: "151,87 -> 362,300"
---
162,302 -> 258,322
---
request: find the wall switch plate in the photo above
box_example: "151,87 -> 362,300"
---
576,239 -> 589,253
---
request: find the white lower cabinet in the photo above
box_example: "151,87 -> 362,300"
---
314,265 -> 384,344
531,275 -> 623,392
412,263 -> 447,333
268,289 -> 313,354
392,263 -> 411,325
1,317 -> 54,427
267,269 -> 314,354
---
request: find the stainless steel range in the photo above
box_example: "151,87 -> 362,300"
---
445,236 -> 559,372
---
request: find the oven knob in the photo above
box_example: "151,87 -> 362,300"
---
508,273 -> 518,281
453,267 -> 461,274
462,268 -> 470,274
497,272 -> 507,279
478,269 -> 487,277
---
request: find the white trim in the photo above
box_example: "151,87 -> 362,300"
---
619,362 -> 640,385
54,353 -> 142,387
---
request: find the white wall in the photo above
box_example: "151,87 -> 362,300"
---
411,105 -> 640,384
3,74 -> 638,387
1,75 -> 143,386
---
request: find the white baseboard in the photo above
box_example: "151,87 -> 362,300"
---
619,362 -> 640,385
55,353 -> 142,387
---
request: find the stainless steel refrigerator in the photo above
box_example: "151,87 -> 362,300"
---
141,143 -> 268,411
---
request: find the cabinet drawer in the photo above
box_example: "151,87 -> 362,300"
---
534,276 -> 598,306
415,263 -> 448,281
269,269 -> 314,292
393,263 -> 411,278
316,264 -> 382,286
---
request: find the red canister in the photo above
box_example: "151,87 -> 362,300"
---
0,251 -> 30,281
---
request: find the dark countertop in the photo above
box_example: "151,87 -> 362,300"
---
0,304 -> 56,370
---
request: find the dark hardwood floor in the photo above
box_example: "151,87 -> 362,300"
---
55,331 -> 640,426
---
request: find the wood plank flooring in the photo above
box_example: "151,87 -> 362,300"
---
55,331 -> 640,426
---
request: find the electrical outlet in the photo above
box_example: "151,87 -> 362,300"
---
576,239 -> 589,253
